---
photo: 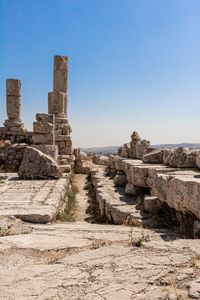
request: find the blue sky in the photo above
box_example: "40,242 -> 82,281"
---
1,0 -> 200,147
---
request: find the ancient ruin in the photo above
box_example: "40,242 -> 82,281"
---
1,56 -> 200,299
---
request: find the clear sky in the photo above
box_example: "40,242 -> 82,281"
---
1,0 -> 200,147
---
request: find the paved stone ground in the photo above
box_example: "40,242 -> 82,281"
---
1,173 -> 200,299
1,222 -> 200,299
0,173 -> 68,223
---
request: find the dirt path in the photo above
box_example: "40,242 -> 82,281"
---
73,174 -> 91,222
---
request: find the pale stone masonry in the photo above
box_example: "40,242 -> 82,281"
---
0,54 -> 73,167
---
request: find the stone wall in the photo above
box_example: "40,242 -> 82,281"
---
0,141 -> 26,172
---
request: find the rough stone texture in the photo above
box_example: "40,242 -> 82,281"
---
36,113 -> 55,123
31,145 -> 58,160
18,147 -> 62,179
53,55 -> 68,94
131,131 -> 141,141
1,221 -> 200,299
164,147 -> 197,168
33,121 -> 54,134
0,216 -> 32,236
32,133 -> 55,145
93,155 -> 109,166
74,148 -> 92,174
109,155 -> 200,221
6,79 -> 21,96
119,143 -> 130,158
0,172 -> 68,223
92,169 -> 147,226
130,139 -> 150,159
6,96 -> 21,120
0,142 -> 26,171
142,149 -> 164,164
48,91 -> 65,115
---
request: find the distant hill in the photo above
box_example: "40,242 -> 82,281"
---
80,146 -> 119,155
81,143 -> 200,155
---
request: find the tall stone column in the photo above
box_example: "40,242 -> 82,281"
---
53,55 -> 68,117
6,79 -> 21,121
4,79 -> 26,133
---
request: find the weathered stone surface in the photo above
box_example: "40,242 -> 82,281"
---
93,155 -> 109,166
114,174 -> 127,186
131,131 -> 141,141
55,135 -> 72,143
1,221 -> 200,299
143,196 -> 161,213
6,96 -> 21,120
6,79 -> 21,96
18,147 -> 62,179
32,133 -> 55,145
33,121 -> 54,134
119,143 -> 130,157
92,169 -> 148,226
0,172 -> 69,223
31,145 -> 58,160
0,216 -> 32,236
130,140 -> 150,159
48,91 -> 65,115
36,113 -> 55,123
53,55 -> 68,94
143,149 -> 164,164
164,147 -> 197,168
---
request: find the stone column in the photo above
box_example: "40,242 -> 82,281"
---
53,55 -> 68,116
6,79 -> 21,121
4,79 -> 26,133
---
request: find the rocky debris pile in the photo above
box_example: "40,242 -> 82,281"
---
143,149 -> 164,164
18,147 -> 62,179
118,131 -> 150,159
92,155 -> 109,166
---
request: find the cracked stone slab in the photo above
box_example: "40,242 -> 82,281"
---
0,173 -> 69,223
0,222 -> 200,299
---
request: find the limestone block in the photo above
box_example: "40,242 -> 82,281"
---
31,145 -> 58,160
6,96 -> 21,120
36,113 -> 55,123
18,147 -> 62,179
4,120 -> 23,128
53,55 -> 68,94
55,135 -> 72,144
54,55 -> 68,71
32,134 -> 55,145
60,147 -> 73,155
6,79 -> 21,96
48,91 -> 65,114
33,122 -> 54,134
136,140 -> 150,159
165,147 -> 197,168
142,149 -> 164,164
53,70 -> 68,93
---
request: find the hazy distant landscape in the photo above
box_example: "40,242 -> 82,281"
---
81,143 -> 200,154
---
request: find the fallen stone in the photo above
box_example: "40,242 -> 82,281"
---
131,131 -> 141,141
164,147 -> 197,168
125,182 -> 141,195
93,155 -> 109,166
143,149 -> 164,164
18,147 -> 62,179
